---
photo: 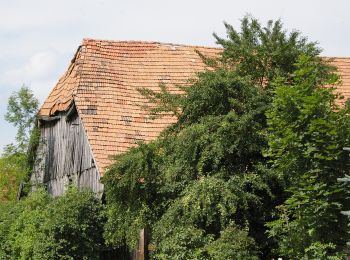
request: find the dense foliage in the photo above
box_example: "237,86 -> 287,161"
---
103,68 -> 273,258
103,16 -> 350,259
266,55 -> 350,258
0,188 -> 106,259
0,153 -> 27,202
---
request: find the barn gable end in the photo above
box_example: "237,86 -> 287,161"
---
31,104 -> 103,196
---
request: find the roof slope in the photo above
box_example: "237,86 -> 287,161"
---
39,39 -> 220,174
39,40 -> 350,175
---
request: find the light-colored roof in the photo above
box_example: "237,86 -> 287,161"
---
39,39 -> 350,175
39,39 -> 220,175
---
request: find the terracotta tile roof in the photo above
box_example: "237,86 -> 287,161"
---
327,57 -> 350,105
38,39 -> 350,175
38,39 -> 220,175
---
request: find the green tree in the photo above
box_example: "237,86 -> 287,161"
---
266,55 -> 350,258
5,85 -> 38,152
103,16 -> 326,259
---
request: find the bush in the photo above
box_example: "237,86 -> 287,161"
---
0,153 -> 28,202
0,187 -> 106,260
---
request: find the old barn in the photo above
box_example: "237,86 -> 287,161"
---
31,39 -> 350,197
31,39 -> 220,196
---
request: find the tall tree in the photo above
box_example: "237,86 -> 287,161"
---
103,16 -> 332,259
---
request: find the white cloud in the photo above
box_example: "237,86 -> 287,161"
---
3,51 -> 56,82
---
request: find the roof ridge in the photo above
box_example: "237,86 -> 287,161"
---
81,38 -> 222,50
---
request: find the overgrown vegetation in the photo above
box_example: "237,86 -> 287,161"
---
103,16 -> 350,259
1,16 -> 350,259
0,153 -> 27,202
0,187 -> 106,259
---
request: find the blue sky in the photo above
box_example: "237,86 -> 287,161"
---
1,0 -> 350,152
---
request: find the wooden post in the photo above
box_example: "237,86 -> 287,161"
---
135,227 -> 150,260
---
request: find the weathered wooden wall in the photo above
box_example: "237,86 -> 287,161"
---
31,106 -> 103,196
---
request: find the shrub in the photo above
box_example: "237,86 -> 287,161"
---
0,187 -> 106,260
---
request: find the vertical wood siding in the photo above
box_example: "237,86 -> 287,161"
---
31,108 -> 103,196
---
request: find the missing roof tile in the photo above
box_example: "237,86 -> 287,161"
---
121,115 -> 133,125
